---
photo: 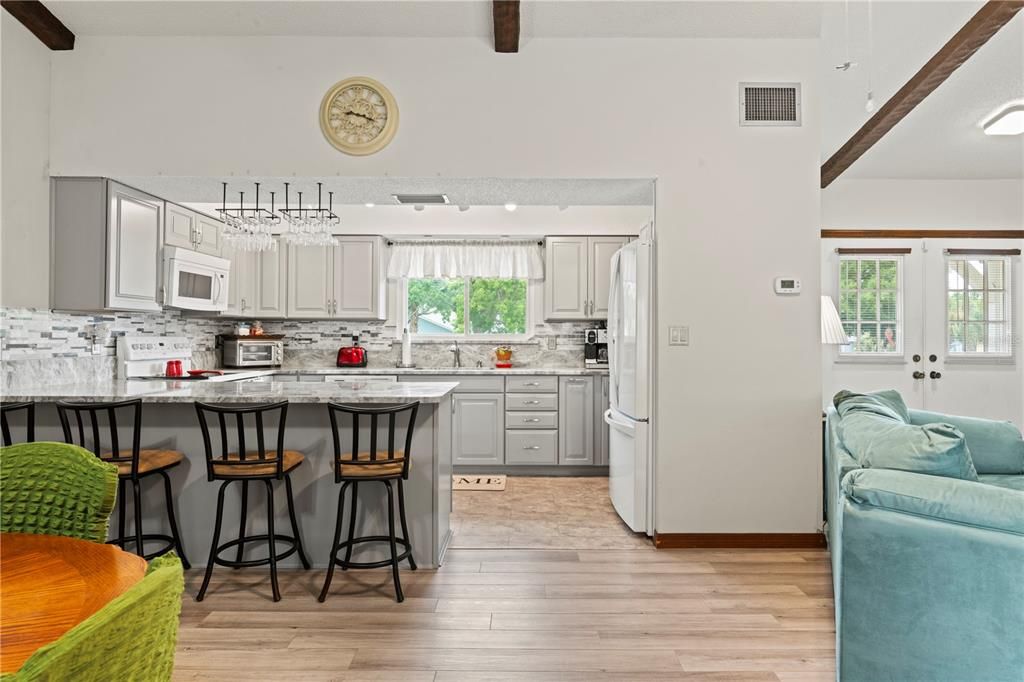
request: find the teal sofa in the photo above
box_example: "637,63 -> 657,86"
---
825,394 -> 1024,682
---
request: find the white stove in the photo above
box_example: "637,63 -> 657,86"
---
117,335 -> 193,379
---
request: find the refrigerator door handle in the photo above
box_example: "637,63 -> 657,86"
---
604,409 -> 636,434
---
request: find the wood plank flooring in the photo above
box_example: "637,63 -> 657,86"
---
175,547 -> 835,681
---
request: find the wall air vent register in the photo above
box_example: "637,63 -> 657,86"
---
739,83 -> 801,127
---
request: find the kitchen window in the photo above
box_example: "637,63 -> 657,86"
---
404,277 -> 530,339
946,256 -> 1013,357
838,255 -> 903,355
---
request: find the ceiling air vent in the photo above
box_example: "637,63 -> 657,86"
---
739,83 -> 801,127
392,193 -> 450,205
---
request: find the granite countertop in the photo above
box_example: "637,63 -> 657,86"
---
5,377 -> 460,404
228,366 -> 609,378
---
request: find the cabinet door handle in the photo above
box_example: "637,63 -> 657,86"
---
524,382 -> 540,386
567,378 -> 585,384
523,400 -> 540,405
523,445 -> 541,450
523,418 -> 541,423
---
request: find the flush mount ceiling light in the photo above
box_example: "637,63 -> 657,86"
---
982,102 -> 1024,136
504,203 -> 518,212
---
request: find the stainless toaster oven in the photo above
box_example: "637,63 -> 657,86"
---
221,336 -> 284,368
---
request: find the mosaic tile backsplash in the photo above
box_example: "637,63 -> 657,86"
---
1,307 -> 589,390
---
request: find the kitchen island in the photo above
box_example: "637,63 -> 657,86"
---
6,377 -> 458,569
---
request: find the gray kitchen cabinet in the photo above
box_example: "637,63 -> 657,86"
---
220,243 -> 255,317
51,178 -> 165,313
287,244 -> 333,319
165,203 -> 223,255
252,237 -> 287,317
164,203 -> 197,250
333,236 -> 386,319
544,236 -> 628,321
559,376 -> 595,465
452,393 -> 505,466
195,213 -> 222,256
589,237 -> 627,319
506,430 -> 558,465
596,374 -> 610,466
544,237 -> 589,319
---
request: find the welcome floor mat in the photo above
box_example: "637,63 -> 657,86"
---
453,475 -> 507,491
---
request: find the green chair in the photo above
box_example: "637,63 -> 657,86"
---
2,553 -> 185,682
0,442 -> 118,543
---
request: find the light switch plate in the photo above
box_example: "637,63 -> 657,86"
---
546,337 -> 557,350
669,326 -> 689,346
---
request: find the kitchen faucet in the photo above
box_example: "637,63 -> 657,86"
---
449,341 -> 461,368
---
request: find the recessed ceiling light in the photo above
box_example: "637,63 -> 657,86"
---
982,102 -> 1024,136
365,202 -> 375,208
504,203 -> 517,212
458,205 -> 470,212
413,204 -> 425,212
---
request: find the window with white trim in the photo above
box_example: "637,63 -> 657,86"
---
838,255 -> 903,354
946,256 -> 1013,356
404,277 -> 530,339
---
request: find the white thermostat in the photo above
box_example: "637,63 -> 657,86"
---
774,277 -> 802,294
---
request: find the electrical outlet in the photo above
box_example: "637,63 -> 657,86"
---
669,326 -> 689,346
546,337 -> 558,350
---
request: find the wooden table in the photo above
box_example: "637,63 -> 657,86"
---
0,533 -> 148,674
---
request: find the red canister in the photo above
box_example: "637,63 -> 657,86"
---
166,360 -> 183,377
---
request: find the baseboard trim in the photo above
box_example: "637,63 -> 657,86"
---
654,533 -> 827,549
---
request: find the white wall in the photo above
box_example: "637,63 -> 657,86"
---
43,36 -> 822,534
823,178 -> 1024,229
0,14 -> 51,308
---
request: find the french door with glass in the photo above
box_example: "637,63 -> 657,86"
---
823,237 -> 1022,427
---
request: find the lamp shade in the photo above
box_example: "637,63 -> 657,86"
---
821,296 -> 848,345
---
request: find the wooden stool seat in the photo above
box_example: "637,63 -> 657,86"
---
212,450 -> 304,478
338,451 -> 406,478
102,449 -> 184,476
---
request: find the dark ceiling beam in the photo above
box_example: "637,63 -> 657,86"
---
1,0 -> 74,50
493,0 -> 520,53
821,0 -> 1023,188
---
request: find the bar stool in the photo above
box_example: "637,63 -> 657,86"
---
1,402 -> 35,446
55,399 -> 190,567
194,400 -> 310,602
319,401 -> 420,604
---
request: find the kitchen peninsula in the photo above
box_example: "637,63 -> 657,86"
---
5,377 -> 458,568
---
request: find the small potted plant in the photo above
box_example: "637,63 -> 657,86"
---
494,346 -> 514,368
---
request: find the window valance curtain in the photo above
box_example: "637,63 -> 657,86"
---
387,240 -> 545,280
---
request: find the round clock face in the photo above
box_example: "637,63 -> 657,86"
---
319,77 -> 399,156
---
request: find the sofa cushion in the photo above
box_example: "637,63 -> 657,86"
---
833,389 -> 911,423
837,410 -> 979,481
978,474 -> 1024,493
909,410 -> 1024,475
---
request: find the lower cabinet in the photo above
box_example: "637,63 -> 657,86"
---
595,375 -> 610,466
506,430 -> 558,465
559,376 -> 595,465
452,393 -> 505,466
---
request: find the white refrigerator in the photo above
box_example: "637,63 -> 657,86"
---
605,225 -> 655,535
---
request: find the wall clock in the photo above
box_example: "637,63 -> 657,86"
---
319,77 -> 399,156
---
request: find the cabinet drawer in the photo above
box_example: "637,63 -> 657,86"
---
506,393 -> 558,411
505,376 -> 558,393
506,411 -> 558,429
505,430 -> 558,465
400,375 -> 504,392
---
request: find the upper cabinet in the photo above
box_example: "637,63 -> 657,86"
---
252,237 -> 288,317
220,243 -> 255,316
544,236 -> 629,321
334,237 -> 386,319
165,203 -> 222,255
52,178 -> 164,312
285,236 -> 386,320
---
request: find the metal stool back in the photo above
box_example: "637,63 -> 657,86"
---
56,399 -> 143,477
54,399 -> 189,566
193,400 -> 310,602
194,400 -> 290,480
320,401 -> 420,603
1,402 -> 36,446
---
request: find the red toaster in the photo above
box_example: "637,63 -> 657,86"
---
336,336 -> 368,367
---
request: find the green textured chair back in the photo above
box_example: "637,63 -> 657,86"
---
0,441 -> 118,543
3,554 -> 185,682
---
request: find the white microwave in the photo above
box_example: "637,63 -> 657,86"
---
163,246 -> 230,312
